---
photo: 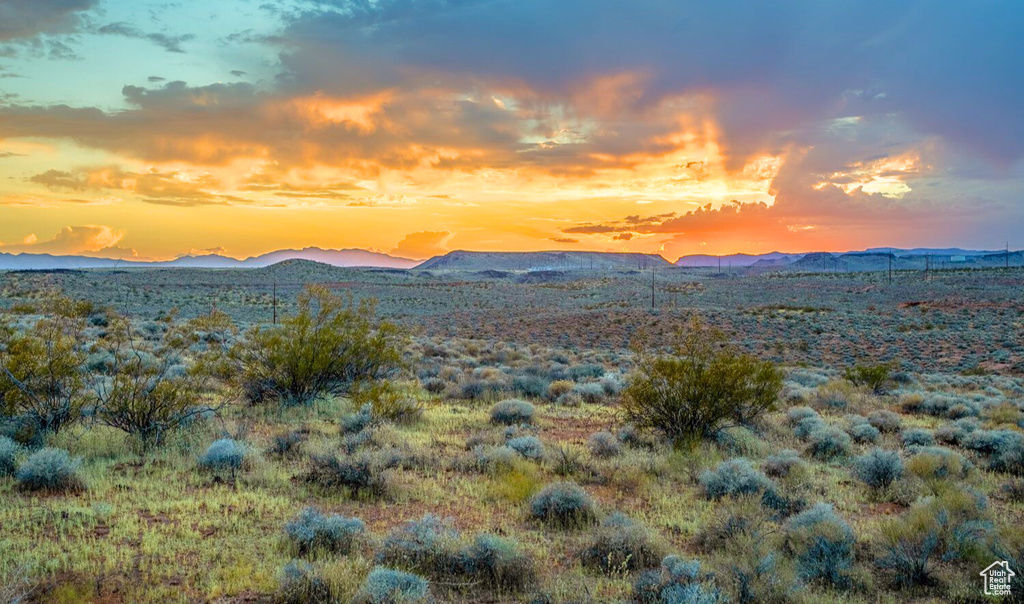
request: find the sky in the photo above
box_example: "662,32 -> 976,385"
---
0,0 -> 1022,261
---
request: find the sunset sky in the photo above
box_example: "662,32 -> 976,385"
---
1,1 -> 1022,261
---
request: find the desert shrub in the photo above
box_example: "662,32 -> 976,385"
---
490,399 -> 535,425
793,416 -> 827,440
422,378 -> 446,395
785,503 -> 855,587
0,300 -> 88,434
786,406 -> 819,425
632,555 -> 722,604
573,382 -> 606,404
934,417 -> 979,445
715,426 -> 766,456
588,431 -> 622,458
470,445 -> 518,473
0,435 -> 21,476
353,381 -> 423,425
269,430 -> 306,457
512,375 -> 549,399
547,380 -> 574,401
306,452 -> 394,498
285,507 -> 365,556
900,428 -> 935,447
876,488 -> 993,587
529,482 -> 597,528
580,512 -> 665,573
353,567 -> 432,604
238,286 -> 403,407
341,403 -> 375,435
600,374 -> 624,395
852,448 -> 903,490
1001,478 -> 1024,503
963,429 -> 1024,470
906,446 -> 971,482
462,534 -> 537,594
806,427 -> 852,461
277,560 -> 332,604
621,321 -> 783,447
506,436 -> 544,460
569,363 -> 605,380
549,443 -> 587,476
92,311 -> 231,448
15,447 -> 84,492
700,459 -> 773,500
618,424 -> 656,449
762,450 -> 806,479
843,362 -> 893,394
848,422 -> 880,444
199,438 -> 246,473
376,515 -> 461,574
867,410 -> 902,433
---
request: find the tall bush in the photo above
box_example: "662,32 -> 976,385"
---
238,286 -> 402,406
620,320 -> 782,446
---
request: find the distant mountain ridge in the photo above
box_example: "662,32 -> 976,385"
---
0,247 -> 418,270
416,250 -> 671,271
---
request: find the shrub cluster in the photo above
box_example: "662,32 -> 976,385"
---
198,439 -> 246,474
490,399 -> 536,425
632,556 -> 722,604
580,512 -> 665,573
785,503 -> 855,587
15,447 -> 85,492
587,431 -> 621,458
285,507 -> 365,556
700,459 -> 773,500
353,567 -> 433,604
852,448 -> 903,490
529,482 -> 597,528
0,435 -> 21,476
305,451 -> 396,498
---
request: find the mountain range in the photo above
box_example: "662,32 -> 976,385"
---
0,247 -> 418,270
1,246 -> 1019,272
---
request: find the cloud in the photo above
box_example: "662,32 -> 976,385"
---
390,230 -> 452,259
549,236 -> 578,244
0,225 -> 124,254
29,166 -> 248,206
0,0 -> 96,42
96,22 -> 196,53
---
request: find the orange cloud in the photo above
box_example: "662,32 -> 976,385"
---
0,225 -> 125,255
390,231 -> 452,260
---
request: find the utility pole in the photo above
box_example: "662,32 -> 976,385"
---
650,266 -> 656,310
1007,242 -> 1010,269
272,282 -> 278,324
718,256 -> 721,274
888,248 -> 893,284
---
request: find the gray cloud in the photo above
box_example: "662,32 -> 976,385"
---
96,22 -> 196,53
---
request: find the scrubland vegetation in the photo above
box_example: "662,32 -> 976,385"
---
1,266 -> 1023,603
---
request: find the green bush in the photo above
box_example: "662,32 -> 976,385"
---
529,482 -> 597,529
15,447 -> 85,492
762,450 -> 806,478
867,410 -> 902,433
843,362 -> 893,394
92,311 -> 231,449
620,321 -> 782,447
238,286 -> 402,407
352,381 -> 423,425
0,300 -> 89,434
